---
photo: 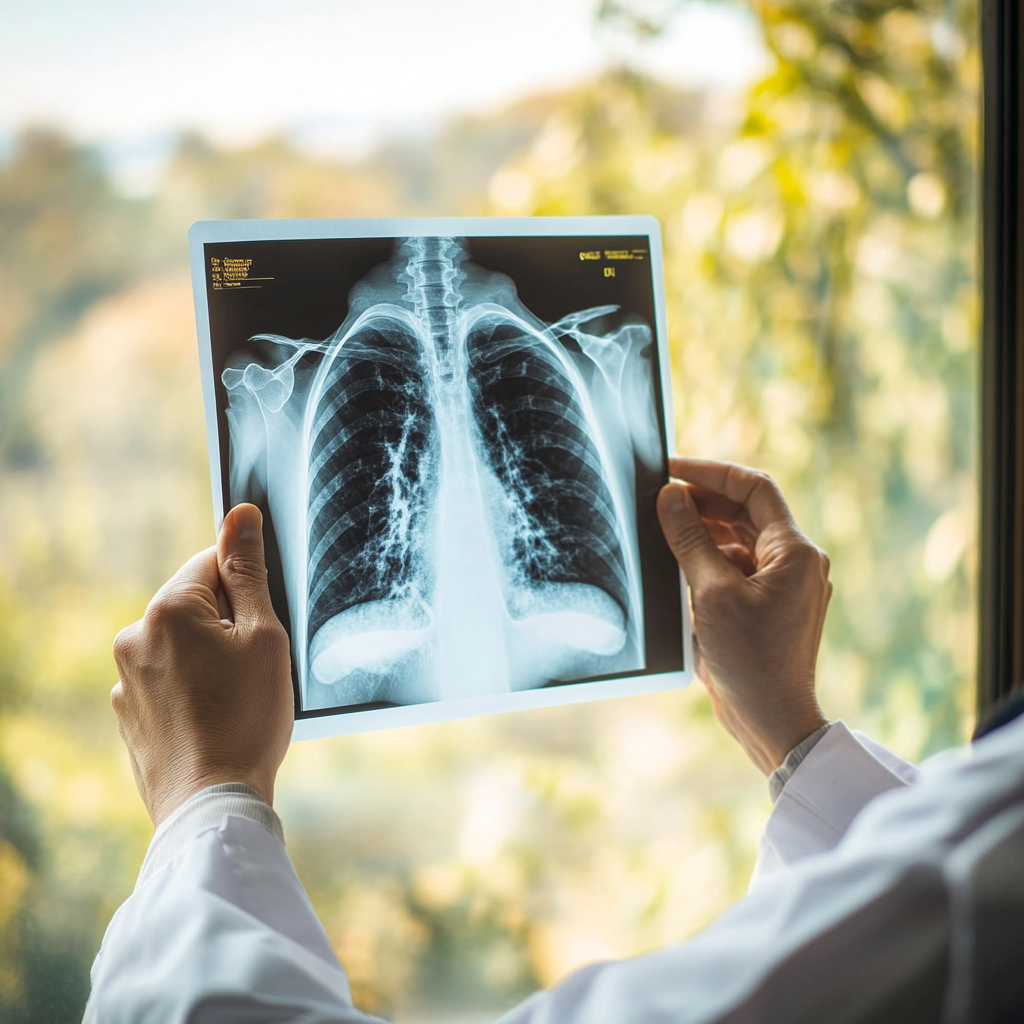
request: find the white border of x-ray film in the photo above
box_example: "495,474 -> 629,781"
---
188,216 -> 693,740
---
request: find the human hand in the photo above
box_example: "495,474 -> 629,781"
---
657,458 -> 831,775
111,504 -> 293,826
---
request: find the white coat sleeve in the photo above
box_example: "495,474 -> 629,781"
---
750,719 -> 920,887
83,785 -> 385,1024
86,719 -> 1024,1024
495,715 -> 1024,1024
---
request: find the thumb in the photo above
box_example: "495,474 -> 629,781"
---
218,504 -> 275,625
657,482 -> 738,592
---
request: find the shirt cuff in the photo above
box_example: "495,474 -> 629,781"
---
768,721 -> 833,803
136,783 -> 284,888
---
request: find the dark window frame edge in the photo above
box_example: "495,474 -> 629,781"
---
979,0 -> 1024,715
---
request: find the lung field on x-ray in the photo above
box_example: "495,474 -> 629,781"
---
220,237 -> 663,712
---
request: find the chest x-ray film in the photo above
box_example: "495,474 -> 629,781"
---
190,217 -> 692,739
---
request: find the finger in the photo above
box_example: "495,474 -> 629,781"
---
702,517 -> 741,546
217,504 -> 275,627
667,458 -> 797,534
679,485 -> 759,545
678,484 -> 751,525
668,458 -> 792,531
720,543 -> 757,577
701,516 -> 758,554
657,482 -> 742,592
696,519 -> 757,575
149,546 -> 222,620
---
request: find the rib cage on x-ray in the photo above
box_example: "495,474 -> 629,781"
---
222,237 -> 662,710
467,315 -> 630,620
305,316 -> 438,651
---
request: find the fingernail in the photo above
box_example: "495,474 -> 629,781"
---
662,485 -> 689,514
233,505 -> 262,542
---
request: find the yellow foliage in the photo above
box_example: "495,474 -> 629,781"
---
0,840 -> 28,1002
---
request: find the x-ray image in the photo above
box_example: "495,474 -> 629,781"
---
192,220 -> 687,735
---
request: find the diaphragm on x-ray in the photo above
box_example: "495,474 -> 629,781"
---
190,218 -> 690,739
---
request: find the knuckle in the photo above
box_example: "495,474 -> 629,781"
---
250,613 -> 284,644
259,618 -> 291,657
112,621 -> 144,667
789,540 -> 820,570
110,679 -> 134,722
221,552 -> 268,582
242,608 -> 288,654
112,624 -> 134,659
144,593 -> 182,629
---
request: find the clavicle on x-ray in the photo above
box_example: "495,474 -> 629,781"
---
191,219 -> 689,733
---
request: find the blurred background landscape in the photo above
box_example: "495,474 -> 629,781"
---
0,1 -> 978,1020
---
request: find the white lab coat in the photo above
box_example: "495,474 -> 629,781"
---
83,718 -> 1024,1023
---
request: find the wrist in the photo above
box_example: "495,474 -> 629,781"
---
724,696 -> 828,776
759,704 -> 829,775
767,720 -> 832,802
138,783 -> 283,887
147,766 -> 275,827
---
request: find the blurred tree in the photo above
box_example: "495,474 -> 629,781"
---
0,1 -> 980,1018
0,131 -> 143,468
0,593 -> 94,1024
498,0 -> 978,755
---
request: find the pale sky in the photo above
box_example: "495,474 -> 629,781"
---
0,0 -> 768,176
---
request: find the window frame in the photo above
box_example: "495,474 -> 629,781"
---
979,0 -> 1024,714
